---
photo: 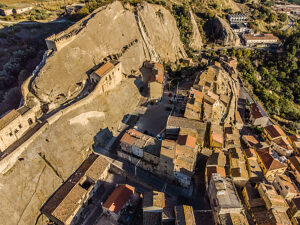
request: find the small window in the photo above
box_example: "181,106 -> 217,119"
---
28,118 -> 33,125
18,124 -> 22,129
79,176 -> 94,190
9,132 -> 13,137
14,129 -> 19,134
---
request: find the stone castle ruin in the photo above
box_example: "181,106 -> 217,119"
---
45,24 -> 85,51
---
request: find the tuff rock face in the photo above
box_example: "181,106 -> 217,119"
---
31,1 -> 186,104
189,9 -> 203,51
211,16 -> 240,46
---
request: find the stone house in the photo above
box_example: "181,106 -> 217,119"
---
210,124 -> 224,150
118,129 -> 160,173
205,151 -> 226,189
242,33 -> 280,47
288,156 -> 300,184
263,125 -> 287,143
157,139 -> 176,182
257,183 -> 289,212
90,61 -> 123,94
243,148 -> 264,183
256,147 -> 287,182
241,135 -> 259,148
288,135 -> 300,154
250,103 -> 269,127
272,136 -> 294,157
208,174 -> 243,223
174,134 -> 198,188
147,62 -> 164,102
143,191 -> 165,225
103,184 -> 137,220
40,154 -> 110,225
242,183 -> 270,224
228,147 -> 249,187
273,174 -> 299,202
0,106 -> 37,152
288,196 -> 300,223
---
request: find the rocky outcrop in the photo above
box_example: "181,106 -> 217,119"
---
189,10 -> 202,51
0,78 -> 142,225
137,2 -> 187,62
31,1 -> 186,104
211,16 -> 240,46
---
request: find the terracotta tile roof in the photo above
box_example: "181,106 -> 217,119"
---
41,154 -> 109,223
160,139 -> 176,159
120,132 -> 136,146
192,89 -> 204,99
235,110 -> 243,124
103,184 -> 135,214
243,33 -> 279,41
256,147 -> 286,171
52,185 -> 87,223
242,135 -> 259,147
167,116 -> 206,132
177,135 -> 196,149
289,156 -> 300,171
273,137 -> 293,151
244,148 -> 257,158
290,135 -> 300,143
276,174 -> 299,194
251,103 -> 264,119
292,196 -> 300,210
211,132 -> 224,145
265,125 -> 286,139
206,166 -> 226,183
0,109 -> 20,130
94,62 -> 114,77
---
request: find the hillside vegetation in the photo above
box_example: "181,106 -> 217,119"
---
231,28 -> 300,130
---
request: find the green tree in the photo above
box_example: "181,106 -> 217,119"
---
278,13 -> 288,22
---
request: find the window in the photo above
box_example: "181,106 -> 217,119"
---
9,132 -> 13,137
18,124 -> 22,129
28,118 -> 33,125
79,176 -> 94,190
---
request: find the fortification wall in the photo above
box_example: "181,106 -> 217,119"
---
0,122 -> 49,174
0,72 -> 125,173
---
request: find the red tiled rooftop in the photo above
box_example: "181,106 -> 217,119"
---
120,132 -> 136,146
251,103 -> 264,119
289,135 -> 300,143
206,166 -> 226,183
242,135 -> 259,146
211,133 -> 224,144
244,148 -> 257,158
177,135 -> 196,149
256,147 -> 286,170
103,184 -> 135,214
94,62 -> 114,77
265,125 -> 286,139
